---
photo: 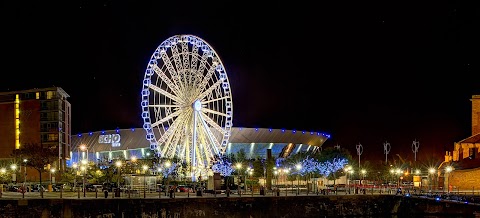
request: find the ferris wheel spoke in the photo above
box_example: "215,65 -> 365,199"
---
170,43 -> 190,90
148,104 -> 181,108
195,117 -> 215,165
198,113 -> 221,154
199,112 -> 227,138
198,123 -> 219,161
201,108 -> 229,118
157,124 -> 175,145
201,96 -> 230,104
152,65 -> 182,97
196,60 -> 220,95
181,42 -> 191,76
197,80 -> 223,101
151,110 -> 182,128
161,116 -> 186,157
148,84 -> 183,104
160,50 -> 185,93
189,45 -> 200,85
192,52 -> 209,90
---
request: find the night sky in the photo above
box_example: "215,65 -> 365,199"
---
2,1 -> 479,164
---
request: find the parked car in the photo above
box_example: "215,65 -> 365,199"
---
102,182 -> 117,192
7,185 -> 19,192
31,184 -> 46,192
177,185 -> 193,192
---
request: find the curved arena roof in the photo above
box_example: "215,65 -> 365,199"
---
70,127 -> 330,163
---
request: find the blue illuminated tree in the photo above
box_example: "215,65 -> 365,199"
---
211,156 -> 234,177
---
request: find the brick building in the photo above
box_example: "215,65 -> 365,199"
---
0,87 -> 72,182
443,95 -> 480,191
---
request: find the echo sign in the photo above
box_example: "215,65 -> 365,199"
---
99,134 -> 121,147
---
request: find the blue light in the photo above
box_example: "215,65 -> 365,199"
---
269,128 -> 272,132
302,131 -> 305,134
405,193 -> 410,197
77,134 -> 82,137
292,130 -> 296,133
255,128 -> 258,131
240,127 -> 242,130
281,129 -> 285,133
435,197 -> 440,201
101,131 -> 105,135
89,132 -> 93,136
310,132 -> 314,135
131,128 -> 135,131
116,129 -> 120,133
317,133 -> 320,136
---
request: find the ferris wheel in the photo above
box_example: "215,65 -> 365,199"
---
141,34 -> 233,177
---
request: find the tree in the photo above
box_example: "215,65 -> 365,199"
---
315,147 -> 352,183
11,143 -> 57,197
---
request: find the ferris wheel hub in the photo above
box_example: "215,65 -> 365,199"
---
193,99 -> 202,111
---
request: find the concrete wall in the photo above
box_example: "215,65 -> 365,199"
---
1,195 -> 479,218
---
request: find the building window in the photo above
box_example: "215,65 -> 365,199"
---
46,91 -> 55,99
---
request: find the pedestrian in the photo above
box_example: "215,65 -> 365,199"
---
169,186 -> 174,198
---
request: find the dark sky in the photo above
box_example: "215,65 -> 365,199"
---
2,1 -> 479,164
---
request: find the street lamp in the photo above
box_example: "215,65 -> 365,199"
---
296,163 -> 302,195
50,168 -> 56,186
361,169 -> 366,188
273,169 -> 278,191
236,163 -> 242,195
395,168 -> 402,188
23,159 -> 27,189
81,159 -> 88,197
115,160 -> 122,190
445,166 -> 453,193
428,168 -> 436,191
143,165 -> 148,198
283,168 -> 290,196
10,164 -> 17,185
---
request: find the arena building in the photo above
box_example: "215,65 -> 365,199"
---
69,127 -> 330,166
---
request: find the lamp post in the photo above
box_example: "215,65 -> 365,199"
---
346,167 -> 354,194
395,169 -> 402,188
273,169 -> 278,195
23,159 -> 27,190
428,168 -> 436,192
115,160 -> 122,190
296,164 -> 302,195
361,169 -> 366,189
50,168 -> 56,187
10,164 -> 17,183
143,165 -> 148,198
284,168 -> 290,196
414,169 -> 421,191
236,163 -> 242,196
72,163 -> 78,192
445,166 -> 453,193
81,159 -> 88,197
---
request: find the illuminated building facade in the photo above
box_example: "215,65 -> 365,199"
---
69,127 -> 329,166
0,87 -> 72,173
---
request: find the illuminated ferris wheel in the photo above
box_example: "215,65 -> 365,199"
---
141,34 -> 233,178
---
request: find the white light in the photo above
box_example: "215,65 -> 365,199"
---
193,100 -> 202,111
